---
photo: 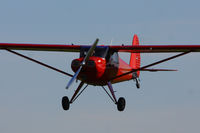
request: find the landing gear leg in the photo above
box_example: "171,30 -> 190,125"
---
107,82 -> 117,104
102,82 -> 126,111
62,82 -> 87,111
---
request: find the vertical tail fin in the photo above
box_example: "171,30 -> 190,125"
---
129,34 -> 141,77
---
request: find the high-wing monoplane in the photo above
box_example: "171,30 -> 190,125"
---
1,34 -> 200,111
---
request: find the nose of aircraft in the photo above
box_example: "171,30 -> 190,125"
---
71,57 -> 106,80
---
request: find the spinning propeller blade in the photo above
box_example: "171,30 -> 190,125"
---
66,38 -> 99,89
66,66 -> 82,89
82,38 -> 99,64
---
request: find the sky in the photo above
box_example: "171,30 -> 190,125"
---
0,0 -> 200,133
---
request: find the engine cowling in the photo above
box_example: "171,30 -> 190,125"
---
71,57 -> 106,83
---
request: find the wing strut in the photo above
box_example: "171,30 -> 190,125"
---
6,49 -> 73,77
112,51 -> 191,80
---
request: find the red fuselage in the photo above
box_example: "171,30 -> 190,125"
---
71,56 -> 133,86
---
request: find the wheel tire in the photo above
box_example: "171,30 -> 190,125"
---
117,97 -> 126,111
136,83 -> 140,89
62,96 -> 70,110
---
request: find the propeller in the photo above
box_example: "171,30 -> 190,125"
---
66,38 -> 99,89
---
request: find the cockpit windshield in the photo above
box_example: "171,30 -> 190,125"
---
80,46 -> 109,58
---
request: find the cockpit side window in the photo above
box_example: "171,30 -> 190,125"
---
106,51 -> 119,64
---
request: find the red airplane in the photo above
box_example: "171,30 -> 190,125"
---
1,34 -> 200,111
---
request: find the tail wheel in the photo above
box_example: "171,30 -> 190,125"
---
62,96 -> 70,110
136,83 -> 140,89
117,97 -> 126,111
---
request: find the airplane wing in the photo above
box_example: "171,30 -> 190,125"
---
109,45 -> 200,53
0,43 -> 81,52
1,43 -> 200,53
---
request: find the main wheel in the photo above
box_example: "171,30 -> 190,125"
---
117,97 -> 126,111
62,96 -> 70,110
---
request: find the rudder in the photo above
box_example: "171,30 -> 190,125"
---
129,34 -> 141,77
